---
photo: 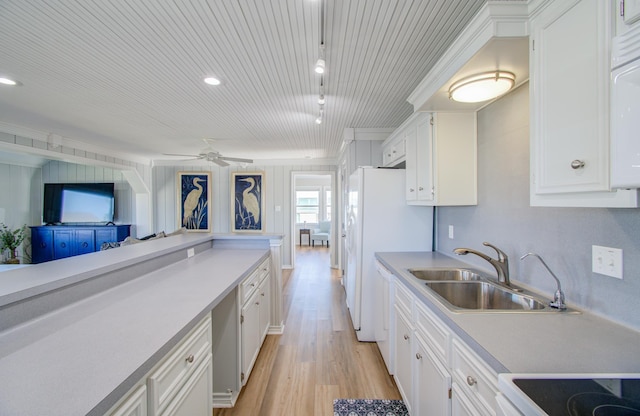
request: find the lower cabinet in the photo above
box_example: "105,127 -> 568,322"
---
391,278 -> 499,416
107,385 -> 147,416
148,314 -> 213,416
31,225 -> 130,263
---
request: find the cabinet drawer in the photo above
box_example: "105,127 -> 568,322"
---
415,302 -> 449,364
393,280 -> 413,318
148,315 -> 212,416
451,338 -> 498,415
241,258 -> 270,304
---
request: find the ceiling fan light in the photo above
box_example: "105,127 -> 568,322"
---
204,77 -> 221,86
315,59 -> 325,74
449,71 -> 515,103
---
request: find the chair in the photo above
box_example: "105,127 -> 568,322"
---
311,221 -> 330,247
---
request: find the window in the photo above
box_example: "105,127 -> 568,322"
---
296,190 -> 320,223
295,186 -> 332,224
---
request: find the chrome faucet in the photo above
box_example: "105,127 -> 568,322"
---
520,252 -> 567,310
454,242 -> 510,285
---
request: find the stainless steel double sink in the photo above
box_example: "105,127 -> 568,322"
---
408,268 -> 573,313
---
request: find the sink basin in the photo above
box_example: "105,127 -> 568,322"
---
425,281 -> 548,312
408,268 -> 483,281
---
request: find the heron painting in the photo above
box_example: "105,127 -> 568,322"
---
232,172 -> 264,232
177,172 -> 211,232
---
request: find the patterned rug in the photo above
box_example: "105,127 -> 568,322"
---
333,399 -> 409,416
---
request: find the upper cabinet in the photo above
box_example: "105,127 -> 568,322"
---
406,112 -> 477,206
529,0 -> 638,207
616,0 -> 640,36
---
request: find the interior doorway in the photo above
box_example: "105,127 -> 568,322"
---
290,171 -> 336,270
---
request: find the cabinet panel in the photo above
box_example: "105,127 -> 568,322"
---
451,338 -> 498,415
393,306 -> 413,414
415,334 -> 451,416
241,289 -> 261,385
74,229 -> 95,255
161,354 -> 212,416
107,385 -> 147,416
258,275 -> 271,342
31,228 -> 54,263
53,230 -> 73,259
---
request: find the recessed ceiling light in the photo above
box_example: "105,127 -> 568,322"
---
204,77 -> 221,86
0,77 -> 19,86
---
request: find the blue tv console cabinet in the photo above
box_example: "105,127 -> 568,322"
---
30,225 -> 131,264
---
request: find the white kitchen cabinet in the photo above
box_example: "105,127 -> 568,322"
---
414,333 -> 451,416
148,314 -> 213,416
381,130 -> 406,167
107,385 -> 147,416
530,0 -> 638,207
240,258 -> 271,385
393,305 -> 414,415
616,0 -> 640,35
391,278 -> 500,416
404,112 -> 477,206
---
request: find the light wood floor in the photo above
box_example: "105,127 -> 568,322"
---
213,246 -> 401,416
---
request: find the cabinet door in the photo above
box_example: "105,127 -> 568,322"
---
529,0 -> 638,207
258,275 -> 271,342
393,307 -> 413,414
161,354 -> 212,416
414,335 -> 451,416
95,228 -> 116,250
416,113 -> 434,203
31,228 -> 54,263
107,385 -> 147,416
74,229 -> 95,255
404,125 -> 418,202
452,382 -> 484,416
53,230 -> 73,259
241,290 -> 261,384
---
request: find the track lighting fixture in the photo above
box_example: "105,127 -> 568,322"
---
318,94 -> 325,105
315,58 -> 325,74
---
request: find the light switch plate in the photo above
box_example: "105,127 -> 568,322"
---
187,248 -> 195,258
592,245 -> 623,279
448,225 -> 454,239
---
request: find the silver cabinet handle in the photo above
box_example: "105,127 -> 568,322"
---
466,375 -> 477,386
403,334 -> 410,340
415,353 -> 422,360
186,354 -> 194,363
571,160 -> 585,169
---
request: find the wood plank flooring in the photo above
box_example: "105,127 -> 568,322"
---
213,246 -> 401,416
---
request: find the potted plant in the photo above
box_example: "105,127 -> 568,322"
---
0,223 -> 27,264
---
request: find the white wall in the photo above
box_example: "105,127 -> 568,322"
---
437,82 -> 640,330
153,163 -> 337,267
0,162 -> 41,262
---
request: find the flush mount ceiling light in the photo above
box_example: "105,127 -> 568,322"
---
204,77 -> 221,86
449,71 -> 515,103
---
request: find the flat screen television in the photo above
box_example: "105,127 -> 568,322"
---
43,183 -> 115,225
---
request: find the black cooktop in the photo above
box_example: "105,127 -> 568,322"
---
513,378 -> 640,416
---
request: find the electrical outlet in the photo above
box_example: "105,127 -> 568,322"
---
592,245 -> 623,279
448,225 -> 454,239
187,248 -> 195,258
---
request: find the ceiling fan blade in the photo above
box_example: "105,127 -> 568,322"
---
212,158 -> 230,167
219,156 -> 253,163
163,153 -> 202,158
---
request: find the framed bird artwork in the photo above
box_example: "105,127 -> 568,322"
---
231,171 -> 264,233
177,171 -> 211,232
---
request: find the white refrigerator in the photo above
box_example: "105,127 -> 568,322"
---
344,167 -> 433,342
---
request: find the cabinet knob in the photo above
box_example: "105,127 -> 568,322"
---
415,353 -> 422,360
418,187 -> 424,191
409,188 -> 415,193
251,283 -> 256,287
403,334 -> 410,340
82,242 -> 88,248
185,354 -> 194,363
466,375 -> 477,386
571,159 -> 585,169
261,292 -> 265,297
256,302 -> 260,306
60,243 -> 66,248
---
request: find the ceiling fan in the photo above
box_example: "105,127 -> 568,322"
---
164,139 -> 253,167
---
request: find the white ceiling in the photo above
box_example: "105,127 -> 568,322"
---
0,0 -> 510,164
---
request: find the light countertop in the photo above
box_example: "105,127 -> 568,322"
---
0,246 -> 270,416
375,251 -> 640,375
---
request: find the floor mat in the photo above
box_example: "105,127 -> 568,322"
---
333,398 -> 409,416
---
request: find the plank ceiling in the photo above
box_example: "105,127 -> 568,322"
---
0,0 -> 499,163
